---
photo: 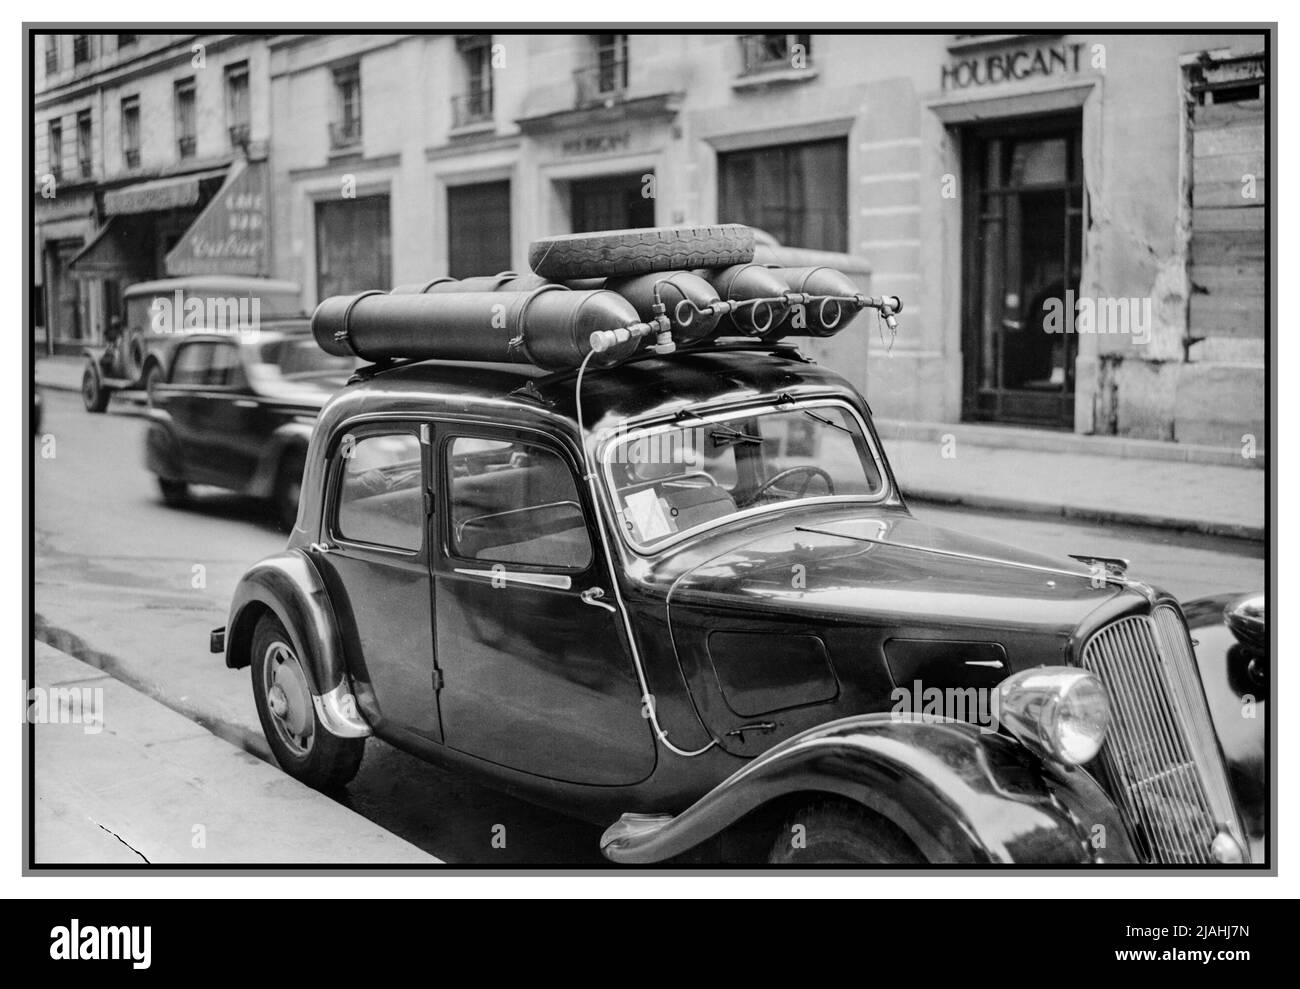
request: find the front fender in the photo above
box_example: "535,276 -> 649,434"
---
1182,592 -> 1267,856
224,549 -> 370,739
601,714 -> 1136,864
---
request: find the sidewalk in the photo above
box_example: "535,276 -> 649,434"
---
35,355 -> 85,393
32,641 -> 440,865
882,435 -> 1265,542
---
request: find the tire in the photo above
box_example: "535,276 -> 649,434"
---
157,476 -> 190,508
528,224 -> 755,281
81,363 -> 109,413
272,446 -> 306,533
142,363 -> 163,408
250,613 -> 364,789
123,333 -> 147,381
768,800 -> 926,865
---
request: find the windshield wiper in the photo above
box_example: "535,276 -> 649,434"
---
709,422 -> 762,447
800,409 -> 853,435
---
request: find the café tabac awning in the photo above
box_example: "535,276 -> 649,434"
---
165,160 -> 269,277
102,167 -> 229,216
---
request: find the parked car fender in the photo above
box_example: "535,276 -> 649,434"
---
142,409 -> 184,479
248,422 -> 314,499
1181,592 -> 1267,855
223,549 -> 370,739
601,714 -> 1133,864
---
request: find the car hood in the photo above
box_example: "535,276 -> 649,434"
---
662,509 -> 1121,633
655,507 -> 1133,756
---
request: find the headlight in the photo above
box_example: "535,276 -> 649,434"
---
998,667 -> 1110,766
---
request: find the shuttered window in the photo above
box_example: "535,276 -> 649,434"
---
1188,55 -> 1265,342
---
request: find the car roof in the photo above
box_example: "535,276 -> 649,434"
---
124,276 -> 301,297
329,344 -> 862,434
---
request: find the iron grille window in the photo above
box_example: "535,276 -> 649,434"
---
47,119 -> 63,180
175,78 -> 197,159
718,138 -> 847,252
121,96 -> 140,169
452,36 -> 494,127
331,64 -> 362,148
72,35 -> 92,66
226,62 -> 251,148
44,37 -> 59,76
76,109 -> 92,178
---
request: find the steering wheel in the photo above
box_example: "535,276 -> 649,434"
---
740,466 -> 835,507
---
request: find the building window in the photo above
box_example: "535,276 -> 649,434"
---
72,34 -> 93,67
225,61 -> 251,148
576,34 -> 628,107
174,77 -> 197,159
315,195 -> 391,300
330,64 -> 362,149
739,34 -> 812,75
717,138 -> 847,252
452,35 -> 494,127
44,36 -> 59,76
447,181 -> 511,279
121,96 -> 141,169
47,119 -> 63,180
76,109 -> 92,178
117,34 -> 137,50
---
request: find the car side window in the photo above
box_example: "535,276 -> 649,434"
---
170,342 -> 214,385
335,432 -> 424,550
447,437 -> 592,570
207,342 -> 244,387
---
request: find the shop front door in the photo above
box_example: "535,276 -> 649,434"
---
569,172 -> 655,232
961,115 -> 1083,428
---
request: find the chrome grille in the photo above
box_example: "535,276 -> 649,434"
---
1080,606 -> 1243,864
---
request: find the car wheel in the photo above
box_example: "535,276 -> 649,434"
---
142,363 -> 163,408
81,363 -> 110,413
528,224 -> 755,281
157,476 -> 190,508
768,800 -> 926,865
250,613 -> 364,789
272,447 -> 306,533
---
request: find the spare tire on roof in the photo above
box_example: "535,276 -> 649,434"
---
528,224 -> 755,281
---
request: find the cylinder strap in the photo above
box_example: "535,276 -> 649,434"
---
334,290 -> 385,356
507,283 -> 568,363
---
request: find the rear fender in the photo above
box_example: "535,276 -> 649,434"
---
248,421 -> 313,499
224,549 -> 369,739
601,714 -> 1135,864
143,410 -> 183,479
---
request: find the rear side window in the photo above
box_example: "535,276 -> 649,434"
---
447,437 -> 591,570
336,432 -> 423,550
170,342 -> 213,385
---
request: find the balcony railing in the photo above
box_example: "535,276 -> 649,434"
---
329,118 -> 362,150
574,60 -> 628,107
124,148 -> 140,170
739,34 -> 813,76
177,135 -> 196,159
229,123 -> 251,149
451,90 -> 493,129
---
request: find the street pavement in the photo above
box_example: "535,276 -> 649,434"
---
33,642 -> 438,865
31,387 -> 1266,864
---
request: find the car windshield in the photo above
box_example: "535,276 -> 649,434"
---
604,401 -> 886,550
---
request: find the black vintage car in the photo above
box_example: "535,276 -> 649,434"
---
210,226 -> 1266,866
144,323 -> 355,529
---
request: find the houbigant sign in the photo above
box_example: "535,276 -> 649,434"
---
942,41 -> 1085,90
165,159 -> 268,276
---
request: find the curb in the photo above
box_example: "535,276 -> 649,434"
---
905,488 -> 1265,543
36,377 -> 82,394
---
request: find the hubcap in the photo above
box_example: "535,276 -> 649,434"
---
262,641 -> 314,757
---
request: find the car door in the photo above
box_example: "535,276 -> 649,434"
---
432,424 -> 655,785
163,340 -> 217,481
313,422 -> 440,740
195,340 -> 262,490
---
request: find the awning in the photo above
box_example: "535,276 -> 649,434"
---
102,167 -> 229,216
165,160 -> 269,277
67,216 -> 152,279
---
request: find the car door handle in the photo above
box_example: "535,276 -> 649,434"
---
233,399 -> 258,408
580,587 -> 618,613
